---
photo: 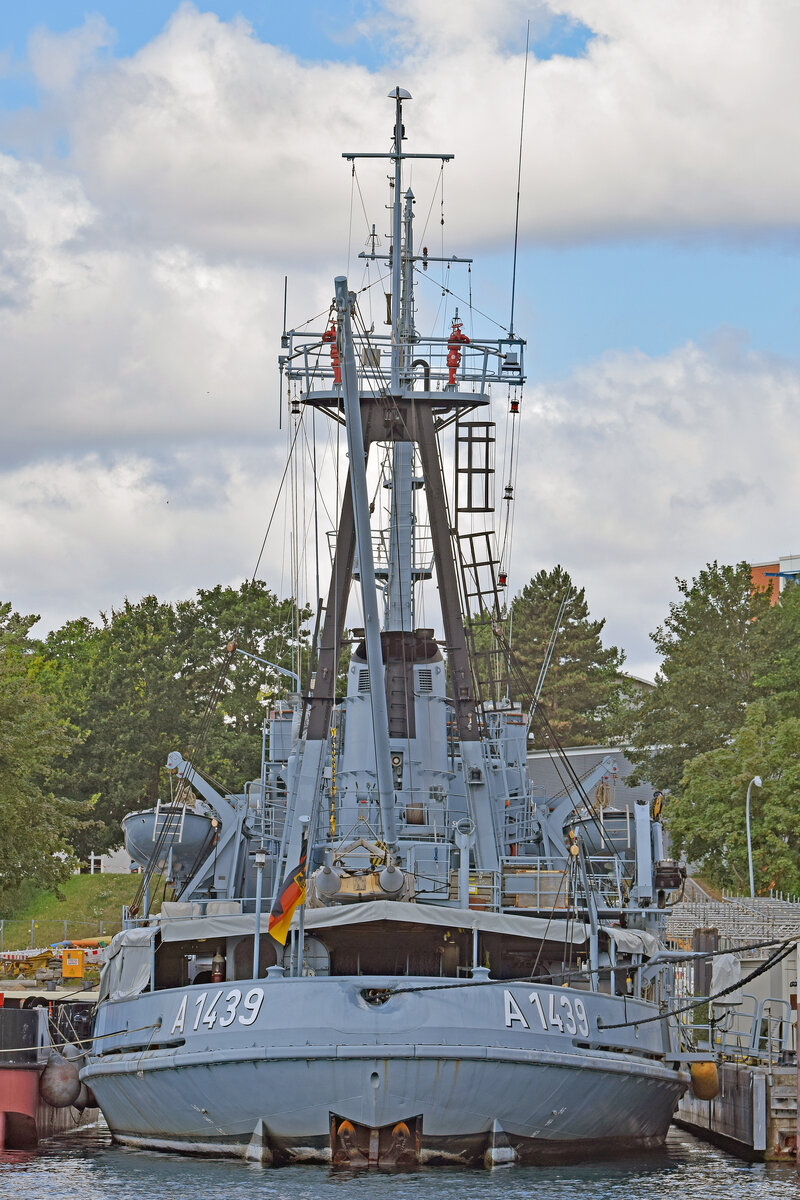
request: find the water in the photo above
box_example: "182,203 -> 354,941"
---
3,1126 -> 800,1200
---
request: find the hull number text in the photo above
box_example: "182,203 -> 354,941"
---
503,988 -> 590,1037
170,987 -> 265,1035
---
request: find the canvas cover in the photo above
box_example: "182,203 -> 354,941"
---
600,925 -> 660,958
156,899 -> 590,945
99,925 -> 155,1002
710,950 -> 743,1007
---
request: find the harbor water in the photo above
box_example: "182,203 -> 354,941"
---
3,1126 -> 800,1200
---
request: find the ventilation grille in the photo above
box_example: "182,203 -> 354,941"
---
418,668 -> 433,693
358,669 -> 370,692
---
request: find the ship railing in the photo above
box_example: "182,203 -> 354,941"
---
248,805 -> 286,843
283,331 -> 523,398
500,855 -> 626,911
121,905 -> 154,930
330,528 -> 434,579
502,791 -> 548,844
329,794 -> 468,841
670,985 -> 796,1064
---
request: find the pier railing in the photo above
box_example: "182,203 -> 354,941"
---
0,917 -> 115,954
672,991 -> 796,1067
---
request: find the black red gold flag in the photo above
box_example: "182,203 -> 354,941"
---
268,832 -> 308,945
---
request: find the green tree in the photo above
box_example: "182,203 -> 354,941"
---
619,562 -> 776,791
756,578 -> 800,721
0,604 -> 80,900
510,566 -> 625,745
668,701 -> 800,893
176,581 -> 305,784
39,584 -> 306,856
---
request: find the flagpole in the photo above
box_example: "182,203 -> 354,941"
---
252,846 -> 267,979
297,815 -> 310,976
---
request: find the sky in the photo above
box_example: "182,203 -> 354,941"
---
1,0 -> 799,679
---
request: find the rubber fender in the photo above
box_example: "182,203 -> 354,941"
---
690,1060 -> 720,1101
72,1083 -> 90,1113
39,1051 -> 81,1108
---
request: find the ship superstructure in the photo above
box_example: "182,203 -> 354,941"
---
83,90 -> 689,1168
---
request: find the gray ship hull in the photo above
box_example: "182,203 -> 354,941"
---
84,975 -> 688,1166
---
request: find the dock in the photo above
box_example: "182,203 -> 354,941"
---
674,1062 -> 796,1160
667,891 -> 800,1162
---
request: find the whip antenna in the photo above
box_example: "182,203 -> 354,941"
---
509,20 -> 530,339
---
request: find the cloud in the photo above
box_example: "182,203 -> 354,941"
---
27,14 -> 113,94
0,447 -> 295,633
510,338 -> 800,675
0,152 -> 96,308
1,1 -> 800,676
5,0 -> 800,258
0,150 -> 335,462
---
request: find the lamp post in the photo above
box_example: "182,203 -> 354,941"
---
745,775 -> 763,899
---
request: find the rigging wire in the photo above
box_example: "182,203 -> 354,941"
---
509,19 -> 531,339
418,161 -> 445,246
347,161 -> 355,273
134,304 -> 344,911
414,266 -> 510,333
383,935 -> 799,1003
488,618 -> 630,875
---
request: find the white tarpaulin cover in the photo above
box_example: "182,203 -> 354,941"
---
601,925 -> 660,958
99,926 -> 155,1002
710,951 -> 743,1007
156,900 -> 589,945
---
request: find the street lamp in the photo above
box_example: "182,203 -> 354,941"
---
745,775 -> 763,899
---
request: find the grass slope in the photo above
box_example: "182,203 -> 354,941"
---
1,874 -> 151,950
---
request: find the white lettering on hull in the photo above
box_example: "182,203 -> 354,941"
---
503,989 -> 590,1037
170,988 -> 264,1035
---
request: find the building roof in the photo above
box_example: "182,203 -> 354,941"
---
527,744 -> 655,810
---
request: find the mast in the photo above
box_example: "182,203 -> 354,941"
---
279,90 -> 526,884
387,183 -> 415,632
335,276 -> 398,852
390,89 -> 404,394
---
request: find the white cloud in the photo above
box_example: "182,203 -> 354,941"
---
510,337 -> 800,675
27,14 -> 113,94
0,447 -> 294,633
1,1 -> 800,673
8,0 -> 800,258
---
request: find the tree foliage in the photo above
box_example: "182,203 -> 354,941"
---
755,578 -> 800,721
618,562 -> 776,791
0,604 -> 80,900
36,583 -> 307,856
510,566 -> 625,745
616,562 -> 800,891
669,702 -> 800,894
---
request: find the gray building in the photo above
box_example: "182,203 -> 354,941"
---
527,745 -> 655,811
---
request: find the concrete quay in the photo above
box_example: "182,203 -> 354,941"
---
674,1062 -> 796,1161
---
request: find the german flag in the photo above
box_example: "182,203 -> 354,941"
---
268,832 -> 308,945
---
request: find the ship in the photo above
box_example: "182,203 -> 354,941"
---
82,88 -> 690,1168
0,993 -> 98,1151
